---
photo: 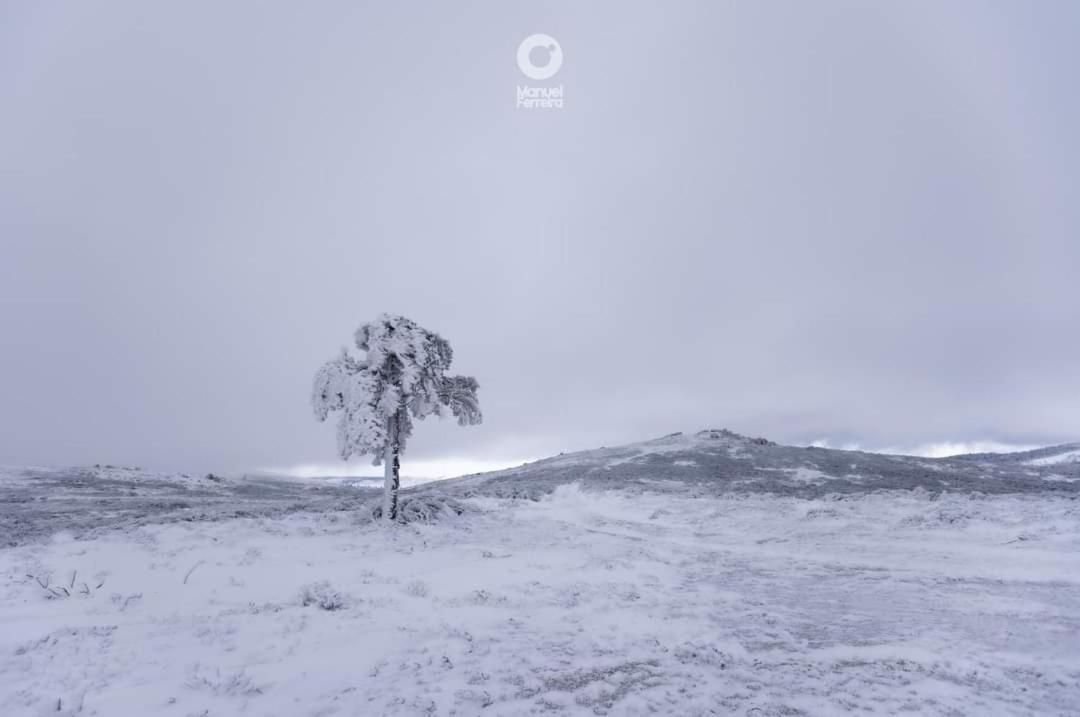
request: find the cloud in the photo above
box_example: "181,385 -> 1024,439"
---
809,438 -> 1040,458
269,456 -> 535,481
1,3 -> 1077,472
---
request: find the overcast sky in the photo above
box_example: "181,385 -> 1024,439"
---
2,1 -> 1078,477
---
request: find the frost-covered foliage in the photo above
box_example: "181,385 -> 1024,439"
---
185,666 -> 264,696
312,314 -> 481,520
312,314 -> 482,463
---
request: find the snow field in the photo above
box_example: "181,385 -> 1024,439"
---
2,485 -> 1079,716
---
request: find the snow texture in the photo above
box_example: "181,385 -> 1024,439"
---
2,431 -> 1079,715
2,483 -> 1079,715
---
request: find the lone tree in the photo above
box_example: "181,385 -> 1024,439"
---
312,313 -> 482,521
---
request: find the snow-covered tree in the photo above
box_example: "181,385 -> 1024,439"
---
312,314 -> 482,521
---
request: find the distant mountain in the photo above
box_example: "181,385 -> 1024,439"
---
0,465 -> 373,546
426,429 -> 1080,500
951,443 -> 1080,467
281,474 -> 430,490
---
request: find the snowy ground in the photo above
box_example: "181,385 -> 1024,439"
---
2,483 -> 1079,716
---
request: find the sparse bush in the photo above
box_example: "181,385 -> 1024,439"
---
298,581 -> 348,610
110,592 -> 142,611
27,570 -> 105,600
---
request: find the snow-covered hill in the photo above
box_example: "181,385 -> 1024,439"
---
953,443 -> 1080,468
429,429 -> 1080,501
6,430 -> 1076,548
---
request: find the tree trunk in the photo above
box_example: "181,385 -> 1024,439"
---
382,411 -> 401,522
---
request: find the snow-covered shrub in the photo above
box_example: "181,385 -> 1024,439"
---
297,581 -> 348,611
462,484 -> 548,501
403,579 -> 430,597
898,500 -> 977,528
367,495 -> 468,524
185,666 -> 263,696
674,642 -> 733,668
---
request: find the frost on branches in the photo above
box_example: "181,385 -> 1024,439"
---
312,314 -> 482,520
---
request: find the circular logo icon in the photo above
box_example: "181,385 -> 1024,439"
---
517,34 -> 563,81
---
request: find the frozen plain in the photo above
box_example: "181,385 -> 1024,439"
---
1,431 -> 1079,716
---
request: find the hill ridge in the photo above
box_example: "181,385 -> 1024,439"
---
428,429 -> 1080,499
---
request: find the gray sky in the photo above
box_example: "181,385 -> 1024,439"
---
2,1 -> 1078,477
